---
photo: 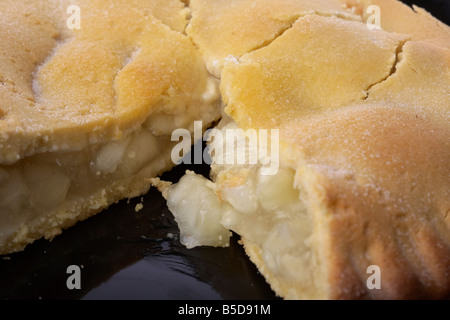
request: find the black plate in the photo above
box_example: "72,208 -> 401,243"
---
0,0 -> 448,301
0,160 -> 279,300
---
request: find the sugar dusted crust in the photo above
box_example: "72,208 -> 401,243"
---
164,0 -> 450,300
339,0 -> 450,49
1,0 -> 450,300
0,0 -> 220,254
0,0 -> 213,164
186,0 -> 361,77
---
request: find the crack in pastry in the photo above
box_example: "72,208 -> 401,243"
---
186,0 -> 361,77
340,0 -> 450,50
0,0 -> 220,254
1,0 -> 449,300
366,40 -> 450,118
161,0 -> 450,299
363,38 -> 408,100
222,14 -> 410,128
145,0 -> 192,34
246,9 -> 371,55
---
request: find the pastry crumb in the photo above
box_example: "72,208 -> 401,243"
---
135,203 -> 144,212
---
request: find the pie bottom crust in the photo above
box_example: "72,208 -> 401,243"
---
0,146 -> 174,255
240,237 -> 288,299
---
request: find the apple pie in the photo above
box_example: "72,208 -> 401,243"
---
159,0 -> 450,299
1,0 -> 449,300
0,0 -> 220,254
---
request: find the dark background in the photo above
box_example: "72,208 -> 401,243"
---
0,0 -> 449,301
402,0 -> 450,25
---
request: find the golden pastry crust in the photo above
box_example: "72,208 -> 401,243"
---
367,40 -> 450,116
287,105 -> 450,299
2,0 -> 449,300
241,237 -> 327,299
187,0 -> 360,77
0,0 -> 210,165
211,102 -> 450,300
216,2 -> 450,299
0,0 -> 220,254
340,0 -> 450,49
221,14 -> 409,129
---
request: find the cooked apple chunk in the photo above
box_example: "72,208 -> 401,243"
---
0,0 -> 220,254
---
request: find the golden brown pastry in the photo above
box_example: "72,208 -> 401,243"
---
2,0 -> 449,300
0,0 -> 220,254
186,0 -> 360,77
162,0 -> 450,299
340,0 -> 450,49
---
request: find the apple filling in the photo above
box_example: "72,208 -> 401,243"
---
163,122 -> 324,298
0,76 -> 221,254
0,126 -> 166,244
166,171 -> 232,249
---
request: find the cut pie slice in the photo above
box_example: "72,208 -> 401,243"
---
160,5 -> 450,299
0,0 -> 220,254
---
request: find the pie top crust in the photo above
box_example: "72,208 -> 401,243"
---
187,0 -> 450,299
186,0 -> 361,77
129,0 -> 450,300
0,0 -> 211,165
1,0 -> 449,299
341,0 -> 450,50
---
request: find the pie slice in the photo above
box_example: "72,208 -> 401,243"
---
0,0 -> 220,254
159,2 -> 450,299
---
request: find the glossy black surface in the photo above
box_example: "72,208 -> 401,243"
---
0,162 -> 278,300
0,0 -> 448,301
